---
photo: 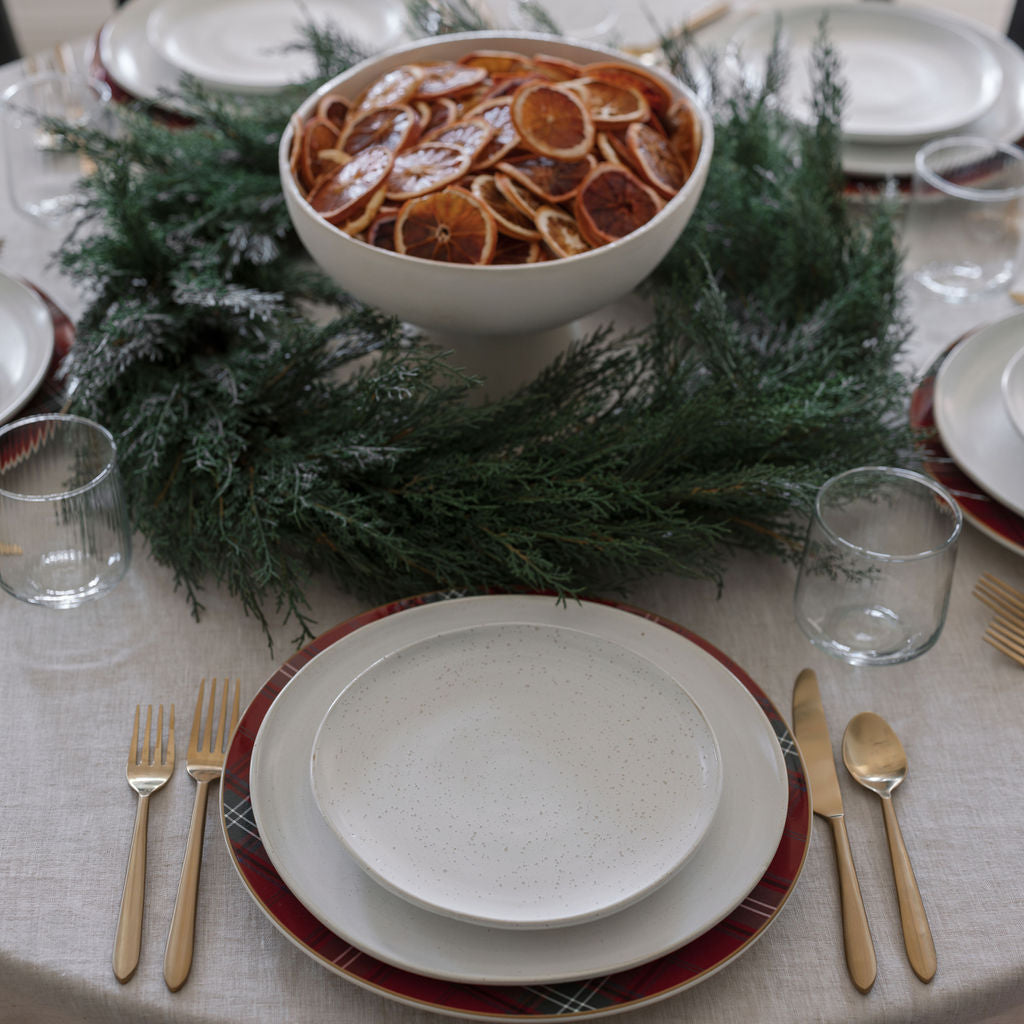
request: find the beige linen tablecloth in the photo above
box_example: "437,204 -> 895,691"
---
2,2 -> 1024,1021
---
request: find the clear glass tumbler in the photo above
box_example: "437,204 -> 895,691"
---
0,414 -> 131,608
794,466 -> 962,666
905,135 -> 1024,303
1,71 -> 111,226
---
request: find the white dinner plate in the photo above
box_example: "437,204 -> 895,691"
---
728,4 -> 1002,144
1001,344 -> 1024,443
0,274 -> 54,425
250,594 -> 788,985
99,0 -> 405,106
146,0 -> 405,93
934,310 -> 1024,520
310,623 -> 722,930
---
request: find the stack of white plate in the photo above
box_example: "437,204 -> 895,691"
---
243,593 -> 794,988
97,0 -> 407,105
723,3 -> 1024,180
931,310 -> 1024,552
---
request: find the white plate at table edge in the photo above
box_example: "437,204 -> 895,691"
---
0,274 -> 54,425
309,621 -> 723,931
144,0 -> 405,94
933,309 -> 1024,520
98,0 -> 407,106
715,5 -> 1024,180
247,593 -> 789,986
727,3 -> 1003,145
1001,344 -> 1024,443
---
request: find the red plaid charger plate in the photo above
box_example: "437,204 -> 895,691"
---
221,592 -> 811,1019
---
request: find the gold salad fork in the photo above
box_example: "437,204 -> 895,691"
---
113,704 -> 175,984
164,678 -> 240,992
973,573 -> 1024,668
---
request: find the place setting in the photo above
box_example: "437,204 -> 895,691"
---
220,590 -> 811,1017
716,2 -> 1024,186
93,0 -> 408,112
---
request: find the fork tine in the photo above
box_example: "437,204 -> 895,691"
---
129,705 -> 140,764
165,705 -> 175,767
155,705 -> 164,765
190,679 -> 206,753
143,705 -> 153,766
230,678 -> 240,740
206,677 -> 218,753
991,617 -> 1024,650
984,630 -> 1024,667
214,677 -> 229,752
974,573 -> 1024,619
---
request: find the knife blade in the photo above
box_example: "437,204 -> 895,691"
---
792,668 -> 877,993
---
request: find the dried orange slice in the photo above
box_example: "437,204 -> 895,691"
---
494,171 -> 544,218
459,50 -> 535,75
298,116 -> 342,192
395,186 -> 497,264
496,153 -> 595,203
581,61 -> 673,118
429,117 -> 496,160
366,208 -> 398,250
386,142 -> 473,201
531,54 -> 581,82
336,185 -> 387,236
316,93 -> 350,129
466,97 -> 520,169
574,162 -> 663,247
511,82 -> 594,161
354,65 -> 425,114
419,96 -> 458,137
666,95 -> 703,175
626,121 -> 688,199
493,235 -> 542,264
309,145 -> 395,225
339,104 -> 419,157
416,62 -> 489,99
535,205 -> 591,258
565,77 -> 649,127
468,174 -> 540,240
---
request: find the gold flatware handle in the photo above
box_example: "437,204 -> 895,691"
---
112,793 -> 150,983
829,814 -> 877,993
881,796 -> 937,982
164,778 -> 211,992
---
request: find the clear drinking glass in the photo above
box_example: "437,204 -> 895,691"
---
794,466 -> 962,666
1,71 -> 111,226
0,414 -> 131,608
905,135 -> 1024,303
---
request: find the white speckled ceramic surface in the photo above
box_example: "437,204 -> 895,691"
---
310,623 -> 722,929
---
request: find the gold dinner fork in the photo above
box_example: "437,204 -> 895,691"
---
972,573 -> 1024,667
113,703 -> 175,984
164,677 -> 240,992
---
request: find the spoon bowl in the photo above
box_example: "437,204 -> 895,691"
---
842,712 -> 937,983
842,711 -> 908,798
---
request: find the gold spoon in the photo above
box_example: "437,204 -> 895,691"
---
842,712 -> 937,983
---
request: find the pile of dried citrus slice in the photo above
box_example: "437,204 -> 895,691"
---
288,50 -> 703,265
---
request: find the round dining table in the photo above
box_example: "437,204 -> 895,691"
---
1,1 -> 1023,1022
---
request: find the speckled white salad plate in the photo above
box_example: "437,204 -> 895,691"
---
310,622 -> 722,930
248,594 -> 789,985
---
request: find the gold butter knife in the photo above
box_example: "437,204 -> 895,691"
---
792,668 -> 877,993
